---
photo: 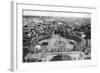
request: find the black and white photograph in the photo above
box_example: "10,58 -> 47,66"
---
10,2 -> 97,71
22,10 -> 91,62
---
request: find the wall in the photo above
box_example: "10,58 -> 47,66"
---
0,0 -> 100,73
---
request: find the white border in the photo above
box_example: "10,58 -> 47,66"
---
12,1 -> 97,71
